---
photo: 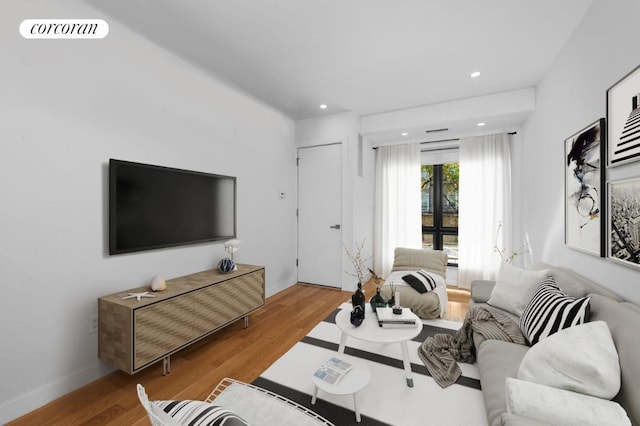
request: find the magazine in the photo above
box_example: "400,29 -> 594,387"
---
375,307 -> 416,327
313,357 -> 353,385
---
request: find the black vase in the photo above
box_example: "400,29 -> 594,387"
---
370,287 -> 387,313
351,283 -> 366,315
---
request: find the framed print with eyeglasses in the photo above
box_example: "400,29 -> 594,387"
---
565,118 -> 605,257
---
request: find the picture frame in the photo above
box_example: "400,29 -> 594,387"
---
607,64 -> 640,167
564,119 -> 606,256
608,176 -> 640,269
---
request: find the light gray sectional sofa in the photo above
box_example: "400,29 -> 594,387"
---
469,264 -> 640,426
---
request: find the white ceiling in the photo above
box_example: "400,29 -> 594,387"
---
89,0 -> 594,123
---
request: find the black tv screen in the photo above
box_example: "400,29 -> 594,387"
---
109,159 -> 236,255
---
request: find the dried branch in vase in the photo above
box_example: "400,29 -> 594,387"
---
367,267 -> 384,289
494,221 -> 530,263
344,239 -> 372,285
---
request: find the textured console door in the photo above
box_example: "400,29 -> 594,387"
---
193,270 -> 264,337
134,295 -> 194,370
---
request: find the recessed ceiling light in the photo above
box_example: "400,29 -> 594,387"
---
401,132 -> 408,136
319,104 -> 328,109
470,71 -> 481,78
477,122 -> 486,127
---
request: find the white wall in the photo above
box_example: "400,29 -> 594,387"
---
0,1 -> 296,422
518,0 -> 640,304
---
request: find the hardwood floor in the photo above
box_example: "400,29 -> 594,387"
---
9,281 -> 469,426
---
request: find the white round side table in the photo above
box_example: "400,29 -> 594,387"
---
334,305 -> 423,387
311,359 -> 371,423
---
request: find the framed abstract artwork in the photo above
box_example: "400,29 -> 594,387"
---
564,118 -> 605,256
607,64 -> 640,167
608,177 -> 640,268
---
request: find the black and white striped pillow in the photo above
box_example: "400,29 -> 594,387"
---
151,400 -> 249,426
519,277 -> 591,346
402,270 -> 439,294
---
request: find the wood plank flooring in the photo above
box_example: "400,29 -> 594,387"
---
8,281 -> 469,426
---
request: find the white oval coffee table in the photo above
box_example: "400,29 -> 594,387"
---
334,304 -> 422,387
311,357 -> 371,422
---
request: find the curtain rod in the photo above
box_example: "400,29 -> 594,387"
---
420,147 -> 459,153
372,131 -> 517,150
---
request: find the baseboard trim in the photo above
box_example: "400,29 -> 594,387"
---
0,362 -> 113,424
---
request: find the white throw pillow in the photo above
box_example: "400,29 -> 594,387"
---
517,321 -> 621,399
505,378 -> 630,426
487,263 -> 549,316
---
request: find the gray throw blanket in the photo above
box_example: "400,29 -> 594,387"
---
418,306 -> 526,388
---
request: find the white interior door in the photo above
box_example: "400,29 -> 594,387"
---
297,143 -> 342,288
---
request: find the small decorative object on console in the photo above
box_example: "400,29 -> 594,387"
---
219,239 -> 242,273
122,291 -> 156,302
218,257 -> 235,273
149,275 -> 166,291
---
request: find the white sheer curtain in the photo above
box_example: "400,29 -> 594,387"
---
458,133 -> 512,289
374,143 -> 422,277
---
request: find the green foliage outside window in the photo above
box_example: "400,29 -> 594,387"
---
421,163 -> 459,264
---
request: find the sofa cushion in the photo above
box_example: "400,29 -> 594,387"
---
547,265 -> 624,300
621,301 -> 640,314
383,269 -> 446,319
499,412 -> 552,426
470,280 -> 495,304
517,321 -> 620,399
487,263 -> 549,316
519,277 -> 590,345
477,340 -> 529,426
505,378 -> 631,426
589,294 -> 640,426
391,247 -> 447,277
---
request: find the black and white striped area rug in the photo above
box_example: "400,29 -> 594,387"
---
253,303 -> 487,426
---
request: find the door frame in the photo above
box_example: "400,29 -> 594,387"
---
296,139 -> 350,290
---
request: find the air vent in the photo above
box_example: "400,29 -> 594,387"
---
425,128 -> 449,133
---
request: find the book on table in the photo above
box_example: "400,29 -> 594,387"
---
375,307 -> 417,327
313,357 -> 353,385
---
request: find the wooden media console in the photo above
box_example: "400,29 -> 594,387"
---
98,264 -> 265,374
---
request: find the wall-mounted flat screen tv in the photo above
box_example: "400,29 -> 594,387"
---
109,159 -> 236,255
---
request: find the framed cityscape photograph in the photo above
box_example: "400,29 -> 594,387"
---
565,119 -> 605,256
608,177 -> 640,268
607,64 -> 640,167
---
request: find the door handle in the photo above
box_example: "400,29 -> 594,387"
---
329,224 -> 341,229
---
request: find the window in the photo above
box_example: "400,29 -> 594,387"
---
421,163 -> 459,265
